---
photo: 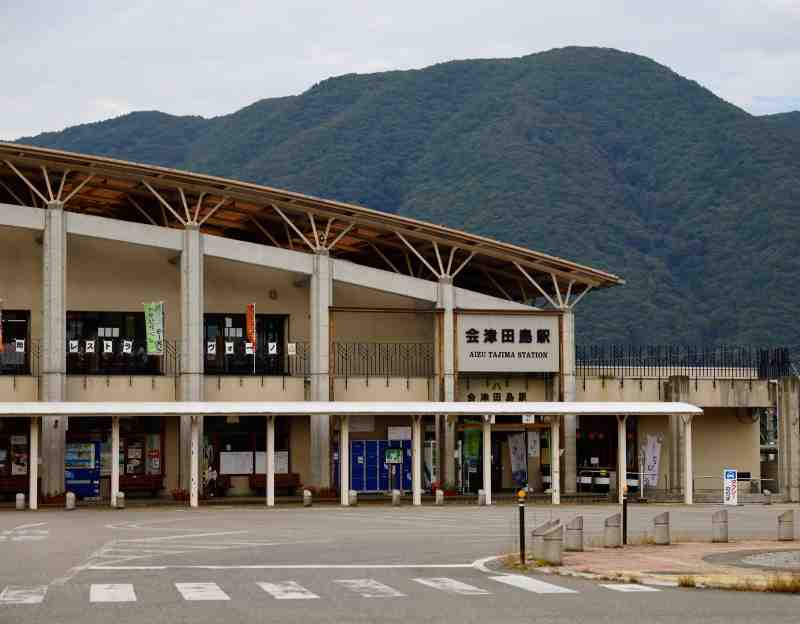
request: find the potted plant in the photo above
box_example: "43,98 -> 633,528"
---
440,481 -> 458,497
170,487 -> 189,502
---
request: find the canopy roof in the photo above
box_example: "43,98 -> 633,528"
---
0,143 -> 623,304
0,401 -> 701,418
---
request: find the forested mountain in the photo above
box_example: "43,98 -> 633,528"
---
15,47 -> 800,348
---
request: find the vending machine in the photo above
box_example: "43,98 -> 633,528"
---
65,441 -> 101,499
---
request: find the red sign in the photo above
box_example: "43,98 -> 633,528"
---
246,303 -> 256,348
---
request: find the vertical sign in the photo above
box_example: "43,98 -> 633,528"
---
246,303 -> 256,373
723,468 -> 738,505
143,302 -> 165,355
0,304 -> 4,353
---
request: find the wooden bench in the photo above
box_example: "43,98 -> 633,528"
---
249,473 -> 301,495
120,474 -> 164,495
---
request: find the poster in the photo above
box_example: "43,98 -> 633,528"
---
143,301 -> 165,355
146,433 -> 161,474
225,342 -> 234,355
387,426 -> 411,441
207,341 -> 216,355
10,435 -> 28,476
69,340 -> 79,353
508,433 -> 527,485
640,434 -> 663,488
220,451 -> 254,475
255,451 -> 289,474
724,469 -> 738,505
123,340 -> 133,354
103,340 -> 113,354
246,303 -> 256,349
527,430 -> 540,457
85,339 -> 95,353
15,339 -> 24,353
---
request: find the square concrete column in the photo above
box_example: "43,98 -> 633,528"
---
180,225 -> 204,491
549,416 -> 561,505
682,414 -> 694,505
189,415 -> 200,508
561,310 -> 577,494
310,251 -> 332,488
41,200 -> 67,498
438,277 -> 456,485
667,376 -> 690,494
339,415 -> 350,505
778,378 -> 800,502
28,417 -> 39,510
111,416 -> 120,508
617,415 -> 627,504
266,416 -> 275,507
482,415 -> 492,506
412,415 -> 423,506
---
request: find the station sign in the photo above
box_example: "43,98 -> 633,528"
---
457,313 -> 560,373
723,468 -> 738,505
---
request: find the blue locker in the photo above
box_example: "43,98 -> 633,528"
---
402,440 -> 412,490
350,441 -> 365,491
378,440 -> 389,491
387,440 -> 403,490
365,440 -> 379,491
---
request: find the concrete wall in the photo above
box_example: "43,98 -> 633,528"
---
290,416 -> 311,485
577,377 -> 663,402
203,376 -> 305,401
66,376 -> 175,402
0,226 -> 41,339
456,375 -> 550,401
333,377 -> 431,402
693,407 -> 761,489
0,376 -> 37,401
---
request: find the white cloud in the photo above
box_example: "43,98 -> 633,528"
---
1,0 -> 799,139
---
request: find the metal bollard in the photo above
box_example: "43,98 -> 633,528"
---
348,490 -> 358,506
654,511 -> 670,545
435,490 -> 444,506
392,489 -> 401,506
532,519 -> 560,560
65,492 -> 76,511
303,489 -> 313,507
115,492 -> 125,509
604,513 -> 621,548
477,489 -> 486,506
712,509 -> 728,543
778,510 -> 794,541
15,493 -> 25,511
541,524 -> 564,566
565,515 -> 584,552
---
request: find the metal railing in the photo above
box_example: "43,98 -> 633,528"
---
333,342 -> 434,379
0,339 -> 35,375
577,345 -> 792,380
66,339 -> 177,376
200,339 -> 310,377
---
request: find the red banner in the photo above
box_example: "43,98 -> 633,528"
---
246,303 -> 256,348
0,307 -> 3,353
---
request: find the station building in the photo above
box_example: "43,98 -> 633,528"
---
0,143 -> 797,506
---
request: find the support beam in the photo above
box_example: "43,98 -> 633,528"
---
482,416 -> 492,506
682,414 -> 694,505
340,415 -> 350,506
310,250 -> 332,488
266,415 -> 275,507
111,416 -> 120,508
412,415 -> 423,506
190,415 -> 199,508
617,415 -> 627,505
778,378 -> 800,501
28,417 -> 38,510
439,277 -> 456,485
550,417 -> 561,505
562,309 -> 578,495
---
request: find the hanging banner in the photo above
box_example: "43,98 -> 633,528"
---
103,340 -> 113,354
527,430 -> 540,457
122,340 -> 133,354
85,339 -> 95,354
143,301 -> 165,355
0,306 -> 4,353
508,433 -> 527,485
724,469 -> 738,505
69,340 -> 79,353
246,303 -> 256,348
15,339 -> 25,353
640,434 -> 663,488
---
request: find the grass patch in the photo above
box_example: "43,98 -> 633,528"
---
678,575 -> 696,588
765,575 -> 800,593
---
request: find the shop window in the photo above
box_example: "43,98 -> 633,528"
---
204,313 -> 287,375
66,311 -> 162,375
0,310 -> 30,375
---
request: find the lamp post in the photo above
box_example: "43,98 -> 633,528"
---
518,489 -> 527,565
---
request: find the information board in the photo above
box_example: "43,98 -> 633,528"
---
220,451 -> 254,475
723,468 -> 738,505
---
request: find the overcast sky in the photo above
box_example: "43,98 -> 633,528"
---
2,0 -> 799,140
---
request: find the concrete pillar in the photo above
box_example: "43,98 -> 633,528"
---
412,415 -> 423,506
180,225 -> 204,491
683,414 -> 694,505
550,417 -> 561,505
712,509 -> 729,543
339,414 -> 349,506
310,250 -> 332,488
565,516 -> 583,552
482,415 -> 492,506
41,200 -> 66,498
438,278 -> 456,485
189,415 -> 199,508
266,415 -> 275,507
561,310 -> 577,494
778,378 -> 800,502
654,511 -> 671,545
617,415 -> 627,504
28,417 -> 38,510
604,513 -> 621,548
667,376 -> 690,494
110,416 -> 120,508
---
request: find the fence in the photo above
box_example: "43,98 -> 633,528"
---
333,342 -> 434,379
200,339 -> 310,377
577,345 -> 792,381
66,339 -> 177,376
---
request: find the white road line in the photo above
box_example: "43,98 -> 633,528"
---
335,579 -> 406,598
89,563 -> 474,571
413,577 -> 491,595
90,584 -> 137,603
491,575 -> 578,594
0,586 -> 48,605
257,581 -> 319,600
175,582 -> 230,601
601,584 -> 660,592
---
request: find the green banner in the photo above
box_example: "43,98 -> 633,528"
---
143,301 -> 164,355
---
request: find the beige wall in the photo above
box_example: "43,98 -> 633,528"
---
333,377 -> 431,401
0,376 -> 37,401
67,376 -> 175,402
203,376 -> 305,401
0,226 -> 41,338
290,416 -> 311,485
456,375 -> 550,402
693,407 -> 761,487
577,377 -> 663,402
688,380 -> 771,408
164,416 -> 179,493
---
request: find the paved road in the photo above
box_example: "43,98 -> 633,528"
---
1,503 -> 798,623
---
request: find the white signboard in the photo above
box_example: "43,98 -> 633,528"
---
220,451 -> 254,475
255,451 -> 289,474
387,426 -> 412,441
527,430 -> 540,457
287,342 -> 296,356
457,314 -> 560,373
724,468 -> 738,505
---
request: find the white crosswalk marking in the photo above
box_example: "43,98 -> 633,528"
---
413,577 -> 490,595
175,582 -> 230,601
601,584 -> 660,592
335,579 -> 406,598
257,581 -> 319,600
491,575 -> 578,594
0,585 -> 48,604
90,584 -> 137,603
